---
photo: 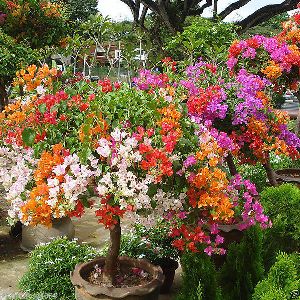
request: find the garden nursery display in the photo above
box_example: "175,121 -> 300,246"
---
0,1 -> 299,300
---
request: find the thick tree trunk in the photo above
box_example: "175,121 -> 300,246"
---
102,219 -> 121,285
226,153 -> 238,176
263,155 -> 278,186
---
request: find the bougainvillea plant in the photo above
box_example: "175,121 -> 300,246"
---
225,5 -> 300,184
1,9 -> 299,286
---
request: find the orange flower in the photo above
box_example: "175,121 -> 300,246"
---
261,61 -> 282,80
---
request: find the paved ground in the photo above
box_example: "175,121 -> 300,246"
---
0,209 -> 181,300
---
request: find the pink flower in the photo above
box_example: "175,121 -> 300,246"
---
204,246 -> 214,256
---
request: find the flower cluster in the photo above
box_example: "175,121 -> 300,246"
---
133,69 -> 169,91
227,6 -> 300,93
13,64 -> 59,94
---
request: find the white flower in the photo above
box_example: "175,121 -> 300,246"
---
96,184 -> 108,195
70,163 -> 81,176
53,164 -> 66,176
47,178 -> 59,188
96,138 -> 111,157
36,85 -> 46,95
111,127 -> 127,141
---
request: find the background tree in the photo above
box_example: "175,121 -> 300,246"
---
0,0 -> 68,109
166,16 -> 238,64
59,0 -> 98,22
121,0 -> 298,35
242,12 -> 289,37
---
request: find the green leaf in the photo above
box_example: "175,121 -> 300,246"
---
22,128 -> 36,146
38,103 -> 47,114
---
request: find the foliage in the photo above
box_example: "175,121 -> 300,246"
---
260,184 -> 300,270
271,92 -> 286,109
218,226 -> 265,300
0,0 -> 68,49
166,17 -> 238,64
0,29 -> 38,82
243,13 -> 289,38
252,252 -> 300,300
19,237 -> 99,300
176,250 -> 222,300
117,221 -> 180,264
60,0 -> 98,23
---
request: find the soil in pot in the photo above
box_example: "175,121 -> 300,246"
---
71,256 -> 164,300
155,258 -> 179,294
89,263 -> 153,288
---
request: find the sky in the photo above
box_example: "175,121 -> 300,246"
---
97,0 -> 286,22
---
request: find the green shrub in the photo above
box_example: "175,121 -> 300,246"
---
260,184 -> 300,269
177,226 -> 264,300
118,221 -> 179,264
252,252 -> 300,300
218,226 -> 265,300
176,250 -> 222,300
19,237 -> 99,300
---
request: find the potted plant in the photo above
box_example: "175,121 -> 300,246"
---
114,221 -> 180,294
0,65 -> 181,298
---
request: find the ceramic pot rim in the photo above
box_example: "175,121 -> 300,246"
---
71,256 -> 164,298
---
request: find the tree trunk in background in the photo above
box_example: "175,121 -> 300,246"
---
0,80 -> 8,112
226,153 -> 238,176
102,219 -> 121,285
263,155 -> 278,186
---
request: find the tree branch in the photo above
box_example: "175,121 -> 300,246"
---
190,0 -> 212,16
219,0 -> 251,20
237,0 -> 298,32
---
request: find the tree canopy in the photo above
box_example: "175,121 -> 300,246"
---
60,0 -> 98,22
121,0 -> 298,34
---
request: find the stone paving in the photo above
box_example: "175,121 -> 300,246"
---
0,208 -> 181,300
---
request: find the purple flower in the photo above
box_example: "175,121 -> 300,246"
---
204,246 -> 213,256
178,211 -> 187,219
242,47 -> 256,59
210,223 -> 219,235
0,12 -> 6,25
184,155 -> 197,168
215,235 -> 224,245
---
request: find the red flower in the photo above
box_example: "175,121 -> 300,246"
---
88,94 -> 95,101
79,102 -> 89,112
59,114 -> 67,121
172,239 -> 185,251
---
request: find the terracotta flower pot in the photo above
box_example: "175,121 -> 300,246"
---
21,217 -> 75,251
70,256 -> 164,300
156,258 -> 178,294
274,168 -> 300,187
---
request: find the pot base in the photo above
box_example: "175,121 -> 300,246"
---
75,286 -> 160,300
71,257 -> 164,300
